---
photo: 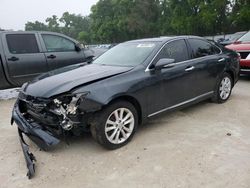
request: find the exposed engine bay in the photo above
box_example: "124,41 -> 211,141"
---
18,92 -> 91,133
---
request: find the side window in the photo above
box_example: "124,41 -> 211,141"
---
212,45 -> 221,54
188,39 -> 220,58
6,34 -> 39,54
155,40 -> 189,63
42,34 -> 76,52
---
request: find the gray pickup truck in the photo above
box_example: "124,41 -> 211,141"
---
0,31 -> 95,89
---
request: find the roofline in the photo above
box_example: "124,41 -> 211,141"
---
0,30 -> 80,43
125,35 -> 205,43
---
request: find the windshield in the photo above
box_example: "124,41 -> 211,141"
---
93,42 -> 159,67
230,33 -> 244,41
238,31 -> 250,42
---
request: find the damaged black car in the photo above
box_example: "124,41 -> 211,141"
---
12,36 -> 240,178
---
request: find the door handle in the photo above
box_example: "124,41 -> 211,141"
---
8,56 -> 19,61
218,58 -> 225,62
185,66 -> 195,72
47,54 -> 56,59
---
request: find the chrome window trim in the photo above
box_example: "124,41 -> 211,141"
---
147,91 -> 214,118
145,38 -> 222,72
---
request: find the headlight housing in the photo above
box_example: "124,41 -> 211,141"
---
53,92 -> 89,115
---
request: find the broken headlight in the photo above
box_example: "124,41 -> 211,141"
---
52,92 -> 89,130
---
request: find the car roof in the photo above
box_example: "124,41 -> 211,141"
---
126,35 -> 205,43
0,30 -> 79,43
0,30 -> 59,34
0,31 -> 207,44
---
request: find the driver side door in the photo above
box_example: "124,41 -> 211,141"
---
147,39 -> 197,116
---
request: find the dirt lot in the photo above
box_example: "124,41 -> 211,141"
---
0,78 -> 250,188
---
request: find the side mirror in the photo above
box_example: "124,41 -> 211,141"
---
75,43 -> 82,52
155,58 -> 175,70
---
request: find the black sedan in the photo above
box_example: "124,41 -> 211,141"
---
12,36 -> 240,178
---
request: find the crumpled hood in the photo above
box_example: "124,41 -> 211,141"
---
23,63 -> 133,98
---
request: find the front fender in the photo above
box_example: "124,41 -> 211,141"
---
78,97 -> 103,112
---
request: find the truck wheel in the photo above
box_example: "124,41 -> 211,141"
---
212,72 -> 232,103
90,101 -> 138,150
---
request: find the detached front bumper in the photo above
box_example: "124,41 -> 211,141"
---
11,104 -> 60,179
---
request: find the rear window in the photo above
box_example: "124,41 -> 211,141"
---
6,34 -> 39,54
238,31 -> 250,43
189,39 -> 220,58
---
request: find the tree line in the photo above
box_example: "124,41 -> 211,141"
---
25,0 -> 250,44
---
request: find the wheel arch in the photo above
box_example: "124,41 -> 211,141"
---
107,95 -> 142,125
225,70 -> 235,87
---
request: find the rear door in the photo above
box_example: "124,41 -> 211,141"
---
40,33 -> 86,70
2,33 -> 47,86
187,38 -> 225,95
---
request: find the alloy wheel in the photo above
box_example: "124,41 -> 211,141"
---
219,76 -> 232,100
105,108 -> 135,144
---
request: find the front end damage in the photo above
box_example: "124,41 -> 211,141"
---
11,91 -> 98,179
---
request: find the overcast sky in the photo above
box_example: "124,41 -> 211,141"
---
0,0 -> 99,30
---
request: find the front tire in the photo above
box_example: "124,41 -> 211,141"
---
212,72 -> 233,103
90,101 -> 138,150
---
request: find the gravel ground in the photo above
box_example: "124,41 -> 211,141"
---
0,78 -> 250,188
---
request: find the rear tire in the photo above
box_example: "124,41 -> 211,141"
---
212,72 -> 232,103
90,101 -> 138,150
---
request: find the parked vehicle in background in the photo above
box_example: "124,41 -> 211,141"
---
89,43 -> 117,59
219,31 -> 247,46
0,31 -> 94,89
11,36 -> 240,178
91,47 -> 108,58
226,31 -> 250,74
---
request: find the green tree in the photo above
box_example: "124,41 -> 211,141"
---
24,0 -> 250,44
46,15 -> 60,32
59,12 -> 91,38
90,0 -> 161,43
90,0 -> 117,43
167,0 -> 192,35
210,0 -> 231,34
25,12 -> 91,42
25,21 -> 48,31
78,31 -> 91,44
127,0 -> 161,38
230,0 -> 250,32
165,0 -> 231,36
158,0 -> 174,35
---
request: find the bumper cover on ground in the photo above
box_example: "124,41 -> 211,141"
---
11,105 -> 60,179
